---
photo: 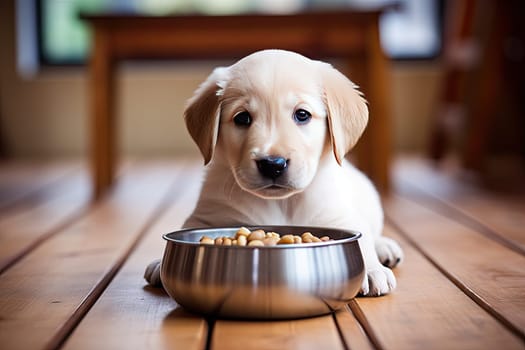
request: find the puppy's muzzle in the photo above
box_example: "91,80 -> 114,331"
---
256,156 -> 288,180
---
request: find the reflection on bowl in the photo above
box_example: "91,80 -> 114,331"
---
160,226 -> 364,320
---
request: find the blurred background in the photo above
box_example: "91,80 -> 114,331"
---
0,0 -> 524,191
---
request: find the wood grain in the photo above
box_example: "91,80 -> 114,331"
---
333,306 -> 375,350
0,157 -> 523,349
212,315 -> 345,350
0,171 -> 90,274
90,26 -> 116,200
0,161 -> 182,350
364,16 -> 392,194
63,162 -> 206,350
384,195 -> 525,338
0,160 -> 80,213
353,223 -> 523,349
393,157 -> 525,252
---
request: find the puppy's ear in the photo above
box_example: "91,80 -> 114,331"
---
319,62 -> 368,165
184,67 -> 230,164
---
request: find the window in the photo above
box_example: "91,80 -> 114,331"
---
379,0 -> 443,59
29,0 -> 443,66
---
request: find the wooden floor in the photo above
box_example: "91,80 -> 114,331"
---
0,156 -> 523,350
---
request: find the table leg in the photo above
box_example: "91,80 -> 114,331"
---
354,19 -> 392,194
90,27 -> 116,200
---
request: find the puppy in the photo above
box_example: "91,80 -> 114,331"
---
145,49 -> 403,296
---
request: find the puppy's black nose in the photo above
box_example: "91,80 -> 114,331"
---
256,156 -> 288,180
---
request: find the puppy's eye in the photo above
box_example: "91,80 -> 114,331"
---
293,109 -> 312,124
233,111 -> 252,127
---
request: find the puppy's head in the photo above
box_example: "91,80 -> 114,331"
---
184,49 -> 368,199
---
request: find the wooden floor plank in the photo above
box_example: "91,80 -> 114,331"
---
1,156 -> 523,349
64,160 -> 369,350
393,157 -> 525,253
353,223 -> 524,350
212,315 -> 345,350
0,160 -> 81,213
0,161 -> 183,350
333,306 -> 375,350
62,162 -> 207,350
384,195 -> 525,339
0,171 -> 91,274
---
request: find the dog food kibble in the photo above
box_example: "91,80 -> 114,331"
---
198,227 -> 332,246
237,235 -> 247,246
200,236 -> 214,245
277,234 -> 294,245
247,229 -> 265,241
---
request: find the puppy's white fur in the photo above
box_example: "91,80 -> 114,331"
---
146,50 -> 403,296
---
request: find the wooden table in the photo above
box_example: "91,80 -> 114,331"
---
81,8 -> 393,199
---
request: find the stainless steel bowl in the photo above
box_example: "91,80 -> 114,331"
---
160,226 -> 364,319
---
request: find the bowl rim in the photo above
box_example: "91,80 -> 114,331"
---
162,225 -> 362,249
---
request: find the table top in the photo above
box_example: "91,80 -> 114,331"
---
79,3 -> 400,22
79,5 -> 397,61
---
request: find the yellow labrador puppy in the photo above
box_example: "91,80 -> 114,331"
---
146,49 -> 403,296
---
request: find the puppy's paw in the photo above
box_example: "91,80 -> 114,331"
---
360,265 -> 396,297
144,259 -> 162,287
375,236 -> 404,268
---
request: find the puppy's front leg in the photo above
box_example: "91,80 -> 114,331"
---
375,236 -> 404,268
359,232 -> 397,296
144,259 -> 162,287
